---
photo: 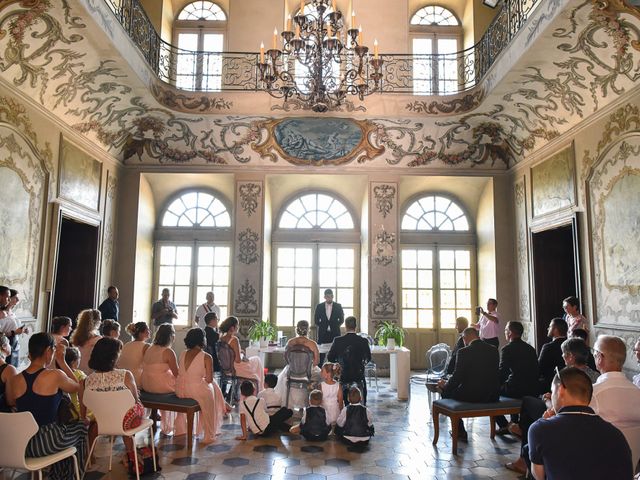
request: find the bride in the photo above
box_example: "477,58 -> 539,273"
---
275,320 -> 322,408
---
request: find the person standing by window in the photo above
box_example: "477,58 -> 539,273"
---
98,286 -> 120,323
474,298 -> 501,348
151,288 -> 178,328
194,291 -> 220,330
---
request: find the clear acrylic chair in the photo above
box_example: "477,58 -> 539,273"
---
284,344 -> 314,408
423,343 -> 452,404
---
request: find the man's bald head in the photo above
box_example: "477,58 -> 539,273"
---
462,327 -> 479,345
595,335 -> 627,372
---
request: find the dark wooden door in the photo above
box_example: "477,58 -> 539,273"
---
52,217 -> 99,325
531,221 -> 579,350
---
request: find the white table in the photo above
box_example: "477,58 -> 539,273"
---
245,343 -> 411,401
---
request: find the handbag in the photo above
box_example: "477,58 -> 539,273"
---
127,446 -> 160,476
122,401 -> 145,430
57,393 -> 78,424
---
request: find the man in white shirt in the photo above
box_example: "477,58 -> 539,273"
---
591,335 -> 640,459
194,291 -> 221,329
475,298 -> 501,348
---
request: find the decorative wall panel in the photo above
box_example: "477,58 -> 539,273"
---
99,170 -> 117,300
514,178 -> 532,337
232,180 -> 264,339
531,144 -> 576,218
369,182 -> 399,330
59,138 -> 102,212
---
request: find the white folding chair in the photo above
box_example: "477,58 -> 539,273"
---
0,411 -> 80,480
83,389 -> 156,480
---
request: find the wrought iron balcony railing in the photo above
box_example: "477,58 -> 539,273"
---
103,0 -> 540,96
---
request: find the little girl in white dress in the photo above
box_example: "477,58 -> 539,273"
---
320,362 -> 343,425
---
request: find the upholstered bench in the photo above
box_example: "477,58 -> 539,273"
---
432,396 -> 522,455
139,391 -> 201,450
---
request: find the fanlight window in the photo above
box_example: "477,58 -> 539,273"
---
279,193 -> 354,229
162,191 -> 230,227
402,195 -> 469,231
178,1 -> 226,20
411,6 -> 459,26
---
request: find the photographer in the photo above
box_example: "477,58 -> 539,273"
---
474,298 -> 501,348
151,288 -> 179,328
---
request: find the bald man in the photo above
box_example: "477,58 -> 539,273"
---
591,335 -> 640,435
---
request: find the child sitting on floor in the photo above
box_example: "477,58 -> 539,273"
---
257,373 -> 293,431
290,389 -> 331,441
335,386 -> 374,445
320,362 -> 343,425
236,380 -> 291,440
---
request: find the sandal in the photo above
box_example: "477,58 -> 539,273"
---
505,461 -> 527,475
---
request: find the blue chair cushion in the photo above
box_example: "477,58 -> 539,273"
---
140,391 -> 199,408
433,396 -> 522,412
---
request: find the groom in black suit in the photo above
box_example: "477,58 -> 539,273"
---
314,288 -> 345,346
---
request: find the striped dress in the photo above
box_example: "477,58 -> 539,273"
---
16,369 -> 88,480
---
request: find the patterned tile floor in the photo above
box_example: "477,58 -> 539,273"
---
1,377 -> 525,479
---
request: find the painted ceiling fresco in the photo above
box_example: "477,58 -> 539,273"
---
0,0 -> 639,169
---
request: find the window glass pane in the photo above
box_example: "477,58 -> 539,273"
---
418,290 -> 433,309
411,6 -> 459,25
295,308 -> 308,322
402,289 -> 417,308
199,247 -> 214,265
198,266 -> 213,284
277,307 -> 293,327
440,270 -> 455,288
337,269 -> 353,287
456,290 -> 471,309
278,287 -> 294,306
278,267 -> 295,286
456,270 -> 471,289
161,192 -> 229,229
335,215 -> 353,229
441,289 -> 455,308
417,250 -> 432,268
401,216 -> 417,230
215,247 -> 230,266
215,266 -> 229,285
337,288 -> 353,308
319,268 -> 336,287
295,268 -> 312,287
417,269 -> 432,289
159,266 -> 174,284
435,196 -> 451,212
296,248 -> 313,267
175,266 -> 191,285
280,212 -> 298,228
319,249 -> 336,268
453,217 -> 469,231
178,1 -> 226,20
160,246 -> 176,265
402,269 -> 416,289
455,250 -> 470,269
162,212 -> 178,227
418,309 -> 433,329
402,309 -> 417,329
402,249 -> 416,266
295,288 -> 311,307
168,200 -> 186,216
440,250 -> 454,269
440,310 -> 456,329
279,194 -> 353,230
337,249 -> 354,266
174,286 -> 190,305
278,248 -> 295,267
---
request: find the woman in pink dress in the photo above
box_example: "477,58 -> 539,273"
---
117,321 -> 151,387
70,309 -> 102,374
218,316 -> 264,392
141,323 -> 185,435
176,328 -> 231,444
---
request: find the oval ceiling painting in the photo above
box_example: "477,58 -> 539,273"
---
274,118 -> 363,161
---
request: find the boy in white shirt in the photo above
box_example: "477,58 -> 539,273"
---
257,374 -> 292,431
236,380 -> 292,440
335,386 -> 374,445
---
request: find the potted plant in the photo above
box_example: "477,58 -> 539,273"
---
248,320 -> 277,348
374,321 -> 406,350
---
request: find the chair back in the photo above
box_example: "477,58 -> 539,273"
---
285,345 -> 314,380
83,389 -> 135,436
216,340 -> 236,376
426,343 -> 451,377
0,412 -> 38,469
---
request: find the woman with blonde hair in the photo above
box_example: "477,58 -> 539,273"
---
70,309 -> 102,374
117,321 -> 151,387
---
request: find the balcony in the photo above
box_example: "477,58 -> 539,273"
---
103,0 -> 540,97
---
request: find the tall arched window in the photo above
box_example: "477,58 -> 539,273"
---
273,192 -> 358,327
174,1 -> 227,91
400,195 -> 474,332
155,190 -> 232,324
410,5 -> 462,94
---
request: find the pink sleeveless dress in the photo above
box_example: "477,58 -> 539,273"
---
176,350 -> 226,443
117,341 -> 148,387
141,345 -> 185,435
77,335 -> 101,374
223,336 -> 264,392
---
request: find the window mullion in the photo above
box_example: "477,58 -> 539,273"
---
433,244 -> 441,333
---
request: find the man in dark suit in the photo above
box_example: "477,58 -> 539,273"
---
495,321 -> 539,431
447,316 -> 469,375
538,317 -> 567,393
437,327 -> 500,440
327,316 -> 371,405
314,289 -> 344,363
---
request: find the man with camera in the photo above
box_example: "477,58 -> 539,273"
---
474,298 -> 501,348
151,288 -> 178,328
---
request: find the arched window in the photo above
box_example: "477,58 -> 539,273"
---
410,5 -> 462,94
174,1 -> 227,91
400,194 -> 474,331
155,190 -> 231,325
273,192 -> 358,327
279,193 -> 354,229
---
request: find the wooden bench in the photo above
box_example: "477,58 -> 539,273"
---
432,396 -> 522,455
140,392 -> 201,450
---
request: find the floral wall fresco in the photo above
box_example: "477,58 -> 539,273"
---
0,0 -> 637,170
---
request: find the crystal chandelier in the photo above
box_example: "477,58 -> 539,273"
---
257,0 -> 384,113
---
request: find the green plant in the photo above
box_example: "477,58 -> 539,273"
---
374,321 -> 406,347
248,320 -> 277,342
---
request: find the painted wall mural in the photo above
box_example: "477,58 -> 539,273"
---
59,138 -> 102,211
582,102 -> 640,329
514,178 -> 531,331
0,96 -> 51,318
531,144 -> 576,218
253,118 -> 384,166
